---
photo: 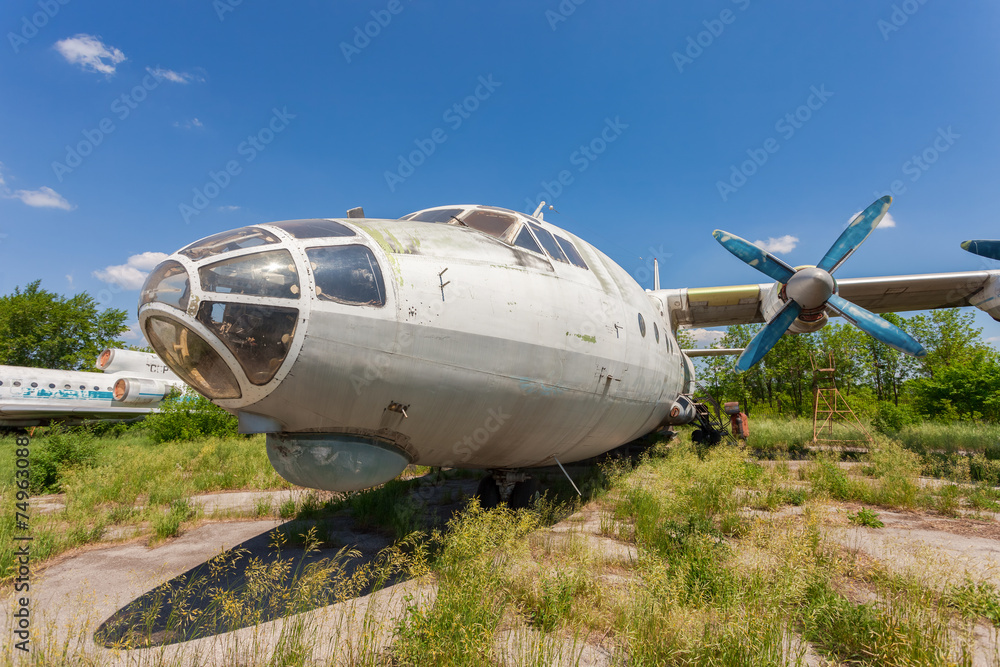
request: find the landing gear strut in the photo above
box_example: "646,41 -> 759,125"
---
690,386 -> 737,448
475,470 -> 538,509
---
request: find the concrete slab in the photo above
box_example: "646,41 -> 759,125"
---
825,508 -> 1000,590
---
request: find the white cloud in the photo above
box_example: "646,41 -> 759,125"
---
121,322 -> 143,341
147,66 -> 203,84
66,274 -> 74,287
753,234 -> 799,255
173,118 -> 204,130
93,251 -> 169,290
0,163 -> 74,210
218,205 -> 240,211
847,210 -> 896,229
8,186 -> 74,210
682,328 -> 727,346
54,34 -> 125,75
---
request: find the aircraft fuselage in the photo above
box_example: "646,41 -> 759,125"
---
139,208 -> 687,491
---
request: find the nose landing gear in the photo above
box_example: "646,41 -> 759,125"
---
475,470 -> 539,509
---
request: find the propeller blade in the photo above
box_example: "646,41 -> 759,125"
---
816,196 -> 891,274
826,294 -> 926,357
735,300 -> 803,372
712,230 -> 796,283
961,240 -> 1000,261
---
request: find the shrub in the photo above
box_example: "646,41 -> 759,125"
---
143,390 -> 238,443
30,426 -> 99,493
847,508 -> 883,528
871,402 -> 919,434
970,454 -> 1000,486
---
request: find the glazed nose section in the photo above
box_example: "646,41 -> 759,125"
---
143,315 -> 243,399
139,253 -> 303,400
193,302 -> 299,386
140,260 -> 191,312
140,261 -> 242,399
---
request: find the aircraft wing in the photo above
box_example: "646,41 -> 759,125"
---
0,404 -> 154,427
655,269 -> 1000,329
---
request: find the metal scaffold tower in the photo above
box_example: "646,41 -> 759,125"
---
811,352 -> 873,448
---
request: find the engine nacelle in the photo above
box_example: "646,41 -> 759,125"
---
112,377 -> 170,405
97,348 -> 173,375
760,282 -> 830,334
970,273 -> 1000,321
663,395 -> 697,425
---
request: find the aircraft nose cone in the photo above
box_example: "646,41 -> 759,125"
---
785,266 -> 835,309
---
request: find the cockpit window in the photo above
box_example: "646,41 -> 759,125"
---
199,250 -> 300,299
400,208 -> 464,223
269,219 -> 355,239
555,235 -> 589,269
179,227 -> 280,261
144,316 -> 242,399
528,222 -> 569,263
140,261 -> 191,311
461,210 -> 518,239
307,245 -> 386,307
513,226 -> 544,255
196,303 -> 298,386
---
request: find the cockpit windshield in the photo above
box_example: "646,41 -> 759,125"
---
399,208 -> 464,223
461,210 -> 517,239
398,205 -> 588,269
179,227 -> 280,261
528,222 -> 569,264
399,207 -> 518,240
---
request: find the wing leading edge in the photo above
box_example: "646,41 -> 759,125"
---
655,269 -> 1000,330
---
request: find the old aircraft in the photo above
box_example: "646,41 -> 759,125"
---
137,196 -> 1000,505
0,348 -> 186,428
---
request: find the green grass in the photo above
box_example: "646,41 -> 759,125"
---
944,579 -> 1000,626
894,421 -> 1000,455
798,579 -> 950,665
749,416 -> 1000,461
6,425 -> 1000,665
0,429 -> 289,583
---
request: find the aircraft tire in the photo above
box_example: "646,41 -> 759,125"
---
475,475 -> 502,509
509,477 -> 539,510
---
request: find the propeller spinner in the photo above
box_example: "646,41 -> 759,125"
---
961,239 -> 1000,261
713,196 -> 927,372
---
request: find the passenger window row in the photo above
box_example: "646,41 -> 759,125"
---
0,380 -> 108,390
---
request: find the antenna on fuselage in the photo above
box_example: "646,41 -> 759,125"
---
346,206 -> 365,218
654,257 -> 660,290
532,201 -> 559,221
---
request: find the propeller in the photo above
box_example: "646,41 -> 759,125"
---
713,196 -> 927,372
961,240 -> 1000,261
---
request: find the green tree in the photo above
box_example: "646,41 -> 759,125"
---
0,280 -> 128,370
910,351 -> 1000,422
907,310 -> 989,379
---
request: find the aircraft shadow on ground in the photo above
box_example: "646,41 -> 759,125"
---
92,451 -> 632,649
93,516 -> 407,649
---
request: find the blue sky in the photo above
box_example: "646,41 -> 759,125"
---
1,1 -> 998,345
